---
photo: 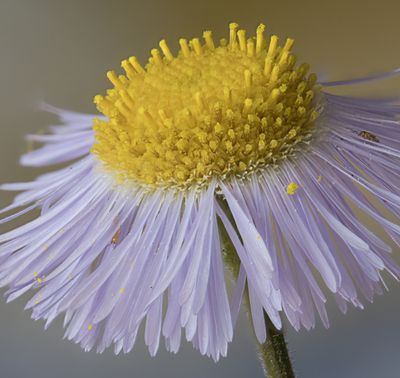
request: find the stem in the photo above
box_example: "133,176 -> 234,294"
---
257,312 -> 295,378
218,199 -> 295,377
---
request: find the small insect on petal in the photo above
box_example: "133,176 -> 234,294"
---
358,130 -> 379,142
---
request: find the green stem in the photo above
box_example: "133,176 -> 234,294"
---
257,312 -> 295,378
218,199 -> 295,378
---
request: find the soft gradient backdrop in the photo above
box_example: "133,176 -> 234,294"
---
0,1 -> 399,377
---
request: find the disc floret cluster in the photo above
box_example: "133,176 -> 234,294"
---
93,23 -> 320,188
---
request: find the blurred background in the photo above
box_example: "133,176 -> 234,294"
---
0,0 -> 399,377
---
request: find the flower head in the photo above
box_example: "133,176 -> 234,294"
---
1,23 -> 400,361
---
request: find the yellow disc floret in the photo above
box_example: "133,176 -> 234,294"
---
92,23 -> 320,188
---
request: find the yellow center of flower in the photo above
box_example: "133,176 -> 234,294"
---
92,23 -> 320,188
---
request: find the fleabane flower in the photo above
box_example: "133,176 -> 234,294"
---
1,23 -> 400,361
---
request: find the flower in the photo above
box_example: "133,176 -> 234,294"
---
1,22 -> 400,361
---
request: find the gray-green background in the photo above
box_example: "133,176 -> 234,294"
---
0,1 -> 399,377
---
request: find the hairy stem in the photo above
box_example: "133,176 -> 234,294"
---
257,313 -> 295,378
